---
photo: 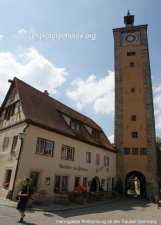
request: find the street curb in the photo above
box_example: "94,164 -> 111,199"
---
28,197 -> 123,212
0,197 -> 123,212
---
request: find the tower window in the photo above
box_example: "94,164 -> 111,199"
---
132,132 -> 138,138
130,62 -> 134,67
127,18 -> 132,24
127,52 -> 136,56
124,148 -> 130,154
140,148 -> 146,155
132,148 -> 138,155
131,88 -> 135,93
132,115 -> 136,121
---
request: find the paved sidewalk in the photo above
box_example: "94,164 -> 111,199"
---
0,196 -> 122,212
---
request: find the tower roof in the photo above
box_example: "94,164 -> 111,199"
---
124,10 -> 134,26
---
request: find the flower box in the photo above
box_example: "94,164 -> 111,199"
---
4,183 -> 9,188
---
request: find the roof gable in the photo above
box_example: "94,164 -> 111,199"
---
1,77 -> 115,152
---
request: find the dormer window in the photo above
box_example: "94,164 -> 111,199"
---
70,120 -> 80,132
92,129 -> 100,140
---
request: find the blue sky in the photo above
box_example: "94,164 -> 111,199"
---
0,0 -> 161,142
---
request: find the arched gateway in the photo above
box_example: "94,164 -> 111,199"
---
125,171 -> 146,198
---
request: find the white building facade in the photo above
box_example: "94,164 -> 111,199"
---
0,78 -> 116,199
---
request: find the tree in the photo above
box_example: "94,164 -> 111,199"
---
156,137 -> 161,151
115,178 -> 123,195
15,178 -> 35,195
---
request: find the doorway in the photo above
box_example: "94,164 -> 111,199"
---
125,171 -> 146,198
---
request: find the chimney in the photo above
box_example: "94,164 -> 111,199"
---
8,79 -> 13,83
44,90 -> 49,96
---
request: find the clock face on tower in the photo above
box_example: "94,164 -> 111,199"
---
121,31 -> 140,46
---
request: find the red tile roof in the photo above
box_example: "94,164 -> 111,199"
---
3,77 -> 115,152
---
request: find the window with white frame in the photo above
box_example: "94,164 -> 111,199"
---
61,145 -> 74,160
36,139 -> 45,154
96,154 -> 100,164
36,138 -> 54,156
86,152 -> 91,163
45,141 -> 53,155
104,156 -> 109,166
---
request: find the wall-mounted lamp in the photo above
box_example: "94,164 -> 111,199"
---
18,131 -> 27,141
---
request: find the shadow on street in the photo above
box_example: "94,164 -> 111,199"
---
42,197 -> 155,219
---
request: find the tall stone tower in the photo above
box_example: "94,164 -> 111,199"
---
113,11 -> 158,197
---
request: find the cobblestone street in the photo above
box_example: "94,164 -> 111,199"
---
0,198 -> 160,225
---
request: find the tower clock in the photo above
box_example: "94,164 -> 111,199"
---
113,11 -> 158,197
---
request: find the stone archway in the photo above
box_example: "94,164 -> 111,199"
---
125,171 -> 146,198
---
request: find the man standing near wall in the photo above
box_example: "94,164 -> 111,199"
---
17,178 -> 30,223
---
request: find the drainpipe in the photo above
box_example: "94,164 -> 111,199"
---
10,123 -> 29,199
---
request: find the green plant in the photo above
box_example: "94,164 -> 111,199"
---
99,186 -> 105,195
156,137 -> 161,151
15,178 -> 35,195
15,178 -> 24,192
115,178 -> 123,194
28,180 -> 35,195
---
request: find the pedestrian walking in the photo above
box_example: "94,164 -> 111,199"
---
17,178 -> 30,222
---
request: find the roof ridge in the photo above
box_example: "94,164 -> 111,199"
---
0,77 -> 114,151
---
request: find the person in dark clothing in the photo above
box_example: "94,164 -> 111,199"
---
17,178 -> 30,223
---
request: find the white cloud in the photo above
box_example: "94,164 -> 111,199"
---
94,92 -> 114,114
155,114 -> 161,130
66,70 -> 114,114
0,48 -> 68,103
154,95 -> 161,109
108,134 -> 114,143
18,29 -> 27,34
0,35 -> 3,41
154,85 -> 161,93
